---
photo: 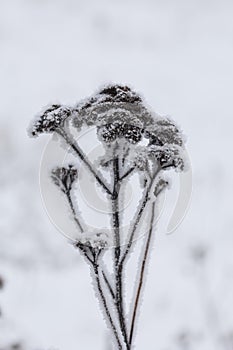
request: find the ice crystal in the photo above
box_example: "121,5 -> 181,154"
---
29,104 -> 72,137
51,165 -> 78,193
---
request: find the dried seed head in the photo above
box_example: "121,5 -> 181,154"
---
72,84 -> 154,138
51,165 -> 78,193
130,147 -> 149,171
154,178 -> 169,197
148,145 -> 185,172
29,104 -> 72,137
145,117 -> 184,147
98,121 -> 143,144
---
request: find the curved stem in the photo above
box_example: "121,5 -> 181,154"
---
120,168 -> 160,268
129,201 -> 156,346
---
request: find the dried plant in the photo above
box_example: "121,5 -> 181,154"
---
29,84 -> 187,349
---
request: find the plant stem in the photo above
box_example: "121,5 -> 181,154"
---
115,264 -> 130,349
57,128 -> 112,195
112,156 -> 129,349
66,190 -> 84,233
94,264 -> 123,350
112,157 -> 121,263
102,270 -> 115,300
120,169 -> 160,267
129,201 -> 156,346
119,184 -> 150,267
120,167 -> 134,182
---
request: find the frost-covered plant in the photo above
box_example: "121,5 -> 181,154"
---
29,84 -> 187,349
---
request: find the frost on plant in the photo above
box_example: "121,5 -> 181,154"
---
29,84 -> 187,349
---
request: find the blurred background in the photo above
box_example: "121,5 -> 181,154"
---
0,0 -> 233,349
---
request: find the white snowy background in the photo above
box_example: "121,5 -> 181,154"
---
0,0 -> 233,349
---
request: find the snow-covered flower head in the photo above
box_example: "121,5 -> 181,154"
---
130,143 -> 186,176
72,84 -> 155,145
145,117 -> 184,147
148,144 -> 186,172
51,165 -> 78,194
29,104 -> 72,137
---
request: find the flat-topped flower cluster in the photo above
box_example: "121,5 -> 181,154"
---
29,84 -> 188,350
29,84 -> 186,174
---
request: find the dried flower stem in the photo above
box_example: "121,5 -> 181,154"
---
57,128 -> 112,195
30,84 -> 187,350
93,263 -> 123,349
66,190 -> 84,233
102,270 -> 115,300
112,156 -> 129,349
120,168 -> 160,268
129,201 -> 156,346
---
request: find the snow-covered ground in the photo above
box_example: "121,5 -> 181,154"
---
0,0 -> 233,349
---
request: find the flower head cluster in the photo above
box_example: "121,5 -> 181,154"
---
130,147 -> 149,171
51,165 -> 78,194
145,117 -> 184,147
29,104 -> 72,137
148,145 -> 185,171
72,84 -> 155,145
97,118 -> 142,144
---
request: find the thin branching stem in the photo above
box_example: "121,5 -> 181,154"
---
66,190 -> 84,233
112,157 -> 121,263
94,264 -> 123,350
102,270 -> 115,300
120,167 -> 134,182
120,168 -> 160,268
77,244 -> 94,265
129,201 -> 156,346
57,128 -> 113,195
112,156 -> 130,349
